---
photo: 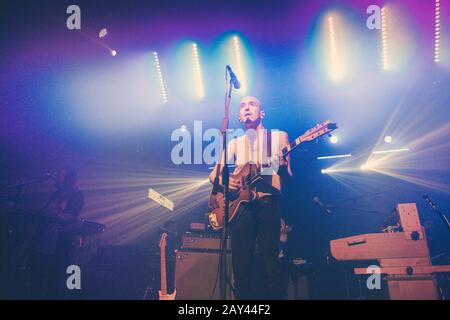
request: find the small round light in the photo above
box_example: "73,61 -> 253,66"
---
330,136 -> 339,144
111,50 -> 117,57
180,125 -> 187,132
384,136 -> 393,143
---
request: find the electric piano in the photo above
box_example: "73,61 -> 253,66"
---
330,203 -> 450,300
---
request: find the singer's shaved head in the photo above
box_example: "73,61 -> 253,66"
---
240,96 -> 263,110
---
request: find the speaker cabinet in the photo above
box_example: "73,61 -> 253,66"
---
175,250 -> 233,300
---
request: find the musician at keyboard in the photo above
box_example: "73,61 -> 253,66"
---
30,166 -> 84,299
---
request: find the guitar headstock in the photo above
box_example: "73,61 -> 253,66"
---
301,120 -> 338,142
159,232 -> 168,249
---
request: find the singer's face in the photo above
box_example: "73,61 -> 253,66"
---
239,96 -> 262,125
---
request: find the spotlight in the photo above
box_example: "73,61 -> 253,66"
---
99,28 -> 108,39
360,162 -> 374,171
321,169 -> 328,174
180,125 -> 187,132
111,49 -> 117,57
330,136 -> 339,144
384,135 -> 393,143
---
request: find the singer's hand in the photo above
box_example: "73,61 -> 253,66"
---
279,156 -> 287,168
228,177 -> 242,192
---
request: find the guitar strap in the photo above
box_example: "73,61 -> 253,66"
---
244,129 -> 271,163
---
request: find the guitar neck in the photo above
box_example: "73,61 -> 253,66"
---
160,246 -> 167,294
280,135 -> 303,159
248,135 -> 304,185
280,121 -> 336,159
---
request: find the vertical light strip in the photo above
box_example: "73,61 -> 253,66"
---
192,43 -> 205,99
435,0 -> 441,63
153,51 -> 167,103
328,16 -> 338,77
232,36 -> 246,92
381,7 -> 389,71
327,15 -> 345,81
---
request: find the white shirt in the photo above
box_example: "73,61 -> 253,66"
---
211,128 -> 291,194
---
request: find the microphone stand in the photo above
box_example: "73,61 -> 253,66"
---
423,196 -> 450,232
325,205 -> 390,215
219,73 -> 234,300
334,188 -> 398,205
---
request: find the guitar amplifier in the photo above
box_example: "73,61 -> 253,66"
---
175,250 -> 233,300
181,232 -> 231,251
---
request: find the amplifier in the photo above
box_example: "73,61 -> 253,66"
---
181,232 -> 231,251
175,250 -> 233,300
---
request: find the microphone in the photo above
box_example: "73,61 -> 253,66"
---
226,65 -> 241,89
313,196 -> 331,214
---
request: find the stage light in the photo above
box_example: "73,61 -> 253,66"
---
360,160 -> 378,171
320,167 -> 347,174
153,51 -> 168,103
381,7 -> 389,71
192,43 -> 205,99
330,135 -> 339,144
111,49 -> 117,57
214,33 -> 253,95
327,15 -> 346,81
78,160 -> 212,245
313,10 -> 363,83
317,154 -> 352,160
328,16 -> 337,75
232,35 -> 247,92
435,0 -> 441,63
378,4 -> 417,73
180,125 -> 187,132
384,135 -> 393,143
99,28 -> 108,39
372,148 -> 410,155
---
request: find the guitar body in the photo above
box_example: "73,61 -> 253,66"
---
208,163 -> 259,230
159,289 -> 177,300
